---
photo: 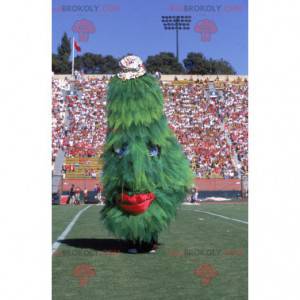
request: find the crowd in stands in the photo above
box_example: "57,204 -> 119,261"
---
64,78 -> 108,157
52,76 -> 248,179
52,78 -> 69,162
163,83 -> 237,178
221,84 -> 248,175
52,77 -> 108,163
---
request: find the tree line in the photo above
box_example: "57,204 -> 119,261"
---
52,33 -> 236,75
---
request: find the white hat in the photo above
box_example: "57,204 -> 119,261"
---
117,55 -> 146,80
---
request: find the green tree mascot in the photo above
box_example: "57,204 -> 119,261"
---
101,55 -> 193,253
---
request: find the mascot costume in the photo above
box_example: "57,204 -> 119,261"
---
101,55 -> 193,253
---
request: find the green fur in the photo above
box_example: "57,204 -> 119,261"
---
101,74 -> 194,242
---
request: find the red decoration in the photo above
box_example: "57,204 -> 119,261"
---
74,40 -> 81,52
118,192 -> 155,214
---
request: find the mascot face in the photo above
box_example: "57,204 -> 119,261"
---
112,143 -> 157,215
101,69 -> 193,243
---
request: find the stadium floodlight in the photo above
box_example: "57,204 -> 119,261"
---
161,16 -> 192,61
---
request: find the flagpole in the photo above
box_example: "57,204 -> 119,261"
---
72,36 -> 75,77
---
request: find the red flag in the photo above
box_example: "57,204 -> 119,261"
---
74,40 -> 81,52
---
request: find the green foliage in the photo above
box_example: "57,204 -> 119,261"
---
52,32 -> 71,74
145,52 -> 184,74
208,58 -> 236,75
101,74 -> 194,242
52,53 -> 71,74
75,53 -> 103,74
52,33 -> 237,74
52,54 -> 61,74
57,32 -> 71,60
75,54 -> 119,74
52,33 -> 119,74
184,52 -> 236,75
101,55 -> 119,73
183,52 -> 209,74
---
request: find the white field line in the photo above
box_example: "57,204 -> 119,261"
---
181,208 -> 248,224
52,205 -> 91,255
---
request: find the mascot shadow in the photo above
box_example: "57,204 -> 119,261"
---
59,238 -> 162,254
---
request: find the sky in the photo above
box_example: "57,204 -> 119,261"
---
52,0 -> 248,74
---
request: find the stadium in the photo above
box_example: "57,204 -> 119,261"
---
52,72 -> 248,299
51,0 -> 248,298
52,74 -> 248,202
5,0 -> 300,299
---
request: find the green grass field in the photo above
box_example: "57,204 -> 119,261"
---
53,203 -> 248,300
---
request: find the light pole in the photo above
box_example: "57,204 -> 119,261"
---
161,16 -> 192,62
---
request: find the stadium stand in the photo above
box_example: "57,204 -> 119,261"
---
52,76 -> 248,196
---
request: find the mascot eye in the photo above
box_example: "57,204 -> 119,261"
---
114,144 -> 128,157
149,145 -> 160,157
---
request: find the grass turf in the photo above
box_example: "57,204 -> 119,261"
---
183,202 -> 248,221
52,205 -> 84,243
52,203 -> 248,300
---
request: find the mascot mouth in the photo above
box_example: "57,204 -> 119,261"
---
118,192 -> 156,215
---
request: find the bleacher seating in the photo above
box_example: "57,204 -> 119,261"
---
63,157 -> 103,179
52,76 -> 248,180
